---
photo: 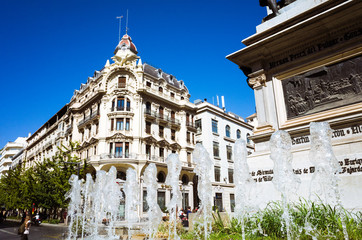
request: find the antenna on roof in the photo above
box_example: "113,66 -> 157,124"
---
116,15 -> 123,42
126,9 -> 129,34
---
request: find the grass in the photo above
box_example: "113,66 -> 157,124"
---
182,199 -> 362,240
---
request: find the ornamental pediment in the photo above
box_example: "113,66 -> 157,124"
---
106,132 -> 133,141
143,135 -> 157,144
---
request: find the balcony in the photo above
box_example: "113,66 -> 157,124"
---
78,110 -> 100,128
186,121 -> 197,131
111,106 -> 131,112
138,84 -> 181,105
65,125 -> 72,135
144,110 -> 181,126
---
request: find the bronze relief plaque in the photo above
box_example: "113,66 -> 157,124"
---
282,55 -> 362,119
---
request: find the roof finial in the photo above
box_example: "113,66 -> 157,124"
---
116,15 -> 123,42
126,9 -> 129,34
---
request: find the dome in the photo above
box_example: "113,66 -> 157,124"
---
114,34 -> 138,54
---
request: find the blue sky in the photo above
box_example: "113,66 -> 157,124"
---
0,0 -> 267,147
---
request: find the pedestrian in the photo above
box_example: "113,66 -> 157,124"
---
21,215 -> 31,240
186,206 -> 192,218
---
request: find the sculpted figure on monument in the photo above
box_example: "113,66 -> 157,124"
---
259,0 -> 297,16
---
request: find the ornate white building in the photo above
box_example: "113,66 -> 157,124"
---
25,34 -> 197,216
0,137 -> 28,178
194,100 -> 253,212
24,33 -> 254,216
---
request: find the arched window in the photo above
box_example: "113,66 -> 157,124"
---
225,125 -> 231,138
159,87 -> 163,93
113,96 -> 131,111
157,171 -> 166,183
181,174 -> 189,185
117,171 -> 127,180
246,133 -> 251,144
237,129 -> 241,139
159,106 -> 164,119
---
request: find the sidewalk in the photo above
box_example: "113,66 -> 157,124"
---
5,218 -> 67,227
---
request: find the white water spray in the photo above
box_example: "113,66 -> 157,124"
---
270,130 -> 301,240
192,143 -> 214,240
124,168 -> 140,239
143,163 -> 162,239
165,154 -> 182,240
234,139 -> 256,240
309,122 -> 348,239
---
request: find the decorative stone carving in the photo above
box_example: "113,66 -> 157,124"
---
282,55 -> 362,119
248,70 -> 266,89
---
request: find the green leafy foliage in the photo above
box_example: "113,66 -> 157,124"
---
184,199 -> 362,240
0,141 -> 86,218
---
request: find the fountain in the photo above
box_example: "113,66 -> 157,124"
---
309,122 -> 348,239
165,153 -> 182,240
192,143 -> 214,240
233,139 -> 256,240
269,130 -> 301,240
65,122 -> 353,239
66,166 -> 122,240
124,168 -> 140,240
143,163 -> 163,239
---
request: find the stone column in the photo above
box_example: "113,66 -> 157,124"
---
248,70 -> 275,135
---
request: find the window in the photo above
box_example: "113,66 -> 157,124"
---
225,125 -> 231,138
213,141 -> 219,158
146,81 -> 151,87
125,118 -> 130,131
157,171 -> 166,183
171,129 -> 176,141
116,118 -> 124,130
111,119 -> 114,131
143,190 -> 148,212
187,132 -> 190,143
158,191 -> 166,211
230,194 -> 235,212
159,147 -> 164,160
195,119 -> 202,131
170,92 -> 175,98
109,143 -> 113,154
212,119 -> 218,134
187,152 -> 191,167
247,133 -> 251,144
126,99 -> 131,111
115,142 -> 123,158
159,125 -> 164,138
118,76 -> 126,88
146,144 -> 151,160
159,106 -> 164,119
227,145 -> 232,161
117,97 -> 125,111
146,121 -> 151,134
125,142 -> 129,158
228,168 -> 234,183
171,111 -> 176,122
159,87 -> 163,93
186,113 -> 190,125
146,102 -> 151,114
214,167 -> 221,182
237,129 -> 241,139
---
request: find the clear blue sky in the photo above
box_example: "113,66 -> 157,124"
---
0,0 -> 267,147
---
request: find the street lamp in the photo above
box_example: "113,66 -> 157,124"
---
64,162 -> 81,178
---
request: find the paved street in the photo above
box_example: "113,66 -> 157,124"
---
0,220 -> 67,240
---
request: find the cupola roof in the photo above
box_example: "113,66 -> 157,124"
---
114,34 -> 138,55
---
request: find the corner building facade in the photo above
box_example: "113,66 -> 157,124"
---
26,34 -> 197,215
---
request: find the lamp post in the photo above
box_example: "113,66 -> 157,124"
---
64,162 -> 81,178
